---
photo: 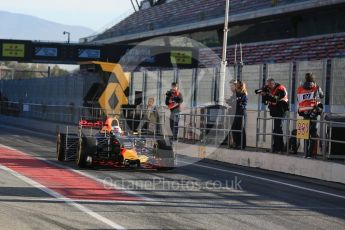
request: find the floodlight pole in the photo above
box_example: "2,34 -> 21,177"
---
219,0 -> 230,106
63,31 -> 70,44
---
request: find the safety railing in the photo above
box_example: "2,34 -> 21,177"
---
27,103 -> 77,123
2,100 -> 345,162
256,116 -> 345,160
0,101 -> 169,138
175,113 -> 245,149
0,101 -> 21,116
0,101 -> 78,123
120,107 -> 168,139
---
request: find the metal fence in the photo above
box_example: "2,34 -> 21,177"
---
1,58 -> 345,113
1,57 -> 345,162
256,116 -> 345,160
1,100 -> 345,163
176,112 -> 245,149
0,101 -> 88,124
0,101 -> 168,138
124,59 -> 345,112
125,58 -> 345,148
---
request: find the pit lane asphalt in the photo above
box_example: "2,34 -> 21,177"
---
0,124 -> 345,230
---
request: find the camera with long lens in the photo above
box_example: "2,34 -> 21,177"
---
255,86 -> 271,105
254,86 -> 270,95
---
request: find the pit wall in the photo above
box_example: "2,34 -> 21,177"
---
176,142 -> 345,184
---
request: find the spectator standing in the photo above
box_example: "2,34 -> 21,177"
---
226,80 -> 248,149
137,97 -> 157,134
297,73 -> 324,158
233,80 -> 248,149
261,78 -> 289,153
165,82 -> 183,139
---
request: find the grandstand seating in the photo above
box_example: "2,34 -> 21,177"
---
199,33 -> 345,67
95,0 -> 309,40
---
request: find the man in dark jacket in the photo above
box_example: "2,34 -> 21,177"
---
165,82 -> 183,139
261,78 -> 289,153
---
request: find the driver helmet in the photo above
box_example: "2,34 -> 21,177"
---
112,126 -> 122,135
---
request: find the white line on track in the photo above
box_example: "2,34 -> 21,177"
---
0,164 -> 126,230
180,160 -> 345,200
3,196 -> 345,211
0,144 -> 151,201
2,124 -> 345,201
36,157 -> 153,202
0,125 -> 152,201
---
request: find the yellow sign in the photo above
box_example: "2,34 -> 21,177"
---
198,145 -> 206,159
79,62 -> 129,115
98,83 -> 128,115
170,51 -> 192,65
296,119 -> 310,140
2,43 -> 25,57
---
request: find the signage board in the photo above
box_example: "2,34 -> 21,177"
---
2,43 -> 25,57
297,119 -> 310,140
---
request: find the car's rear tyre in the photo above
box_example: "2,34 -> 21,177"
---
76,137 -> 96,168
56,133 -> 66,161
76,138 -> 87,168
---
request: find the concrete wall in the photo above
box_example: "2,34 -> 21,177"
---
178,69 -> 193,108
196,68 -> 215,105
130,72 -> 143,105
242,64 -> 261,110
331,58 -> 345,113
0,73 -> 98,106
160,70 -> 175,106
1,58 -> 345,150
2,58 -> 345,113
176,142 -> 345,184
145,70 -> 159,105
1,113 -> 344,185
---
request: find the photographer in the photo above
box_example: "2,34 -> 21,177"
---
165,82 -> 183,139
256,78 -> 289,153
297,73 -> 324,158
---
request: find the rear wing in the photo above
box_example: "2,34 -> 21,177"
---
79,120 -> 104,128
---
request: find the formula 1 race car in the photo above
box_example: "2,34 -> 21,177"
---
56,117 -> 176,170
